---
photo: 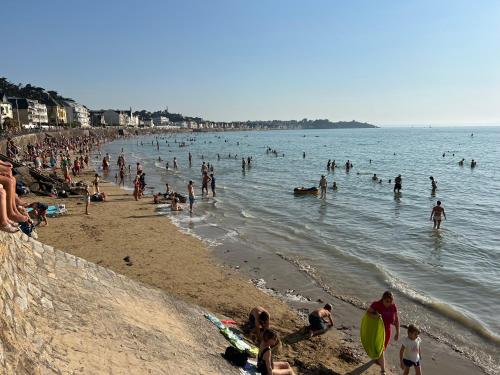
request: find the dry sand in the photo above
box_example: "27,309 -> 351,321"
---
33,169 -> 483,375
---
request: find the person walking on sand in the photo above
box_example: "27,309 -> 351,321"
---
307,303 -> 334,337
367,291 -> 400,375
394,174 -> 402,193
430,200 -> 446,229
84,185 -> 91,215
257,329 -> 296,375
133,175 -> 141,201
188,180 -> 195,213
93,174 -> 100,194
400,324 -> 423,375
319,175 -> 327,199
119,166 -> 125,187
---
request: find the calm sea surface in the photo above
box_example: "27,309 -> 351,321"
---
100,127 -> 500,374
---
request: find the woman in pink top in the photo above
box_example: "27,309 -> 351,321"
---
367,291 -> 400,374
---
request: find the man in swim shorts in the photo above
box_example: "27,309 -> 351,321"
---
308,303 -> 334,337
430,200 -> 446,229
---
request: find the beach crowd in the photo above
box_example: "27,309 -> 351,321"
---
2,130 -> 480,375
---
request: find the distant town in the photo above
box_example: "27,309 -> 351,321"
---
0,77 -> 377,132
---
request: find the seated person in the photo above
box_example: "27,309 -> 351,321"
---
90,192 -> 107,202
153,193 -> 161,204
258,329 -> 296,375
308,303 -> 334,337
163,183 -> 172,199
27,202 -> 48,226
171,197 -> 183,211
244,306 -> 270,341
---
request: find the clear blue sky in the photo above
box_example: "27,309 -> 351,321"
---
2,0 -> 499,125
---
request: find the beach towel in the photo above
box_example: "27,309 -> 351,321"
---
239,359 -> 261,375
26,204 -> 67,217
204,314 -> 259,357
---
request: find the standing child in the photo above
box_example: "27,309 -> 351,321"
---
400,324 -> 422,375
84,185 -> 91,215
93,174 -> 100,193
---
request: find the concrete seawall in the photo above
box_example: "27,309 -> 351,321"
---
0,231 -> 238,374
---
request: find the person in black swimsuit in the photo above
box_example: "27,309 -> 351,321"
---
257,329 -> 295,375
394,174 -> 402,193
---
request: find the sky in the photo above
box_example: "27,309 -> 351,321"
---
1,0 -> 500,126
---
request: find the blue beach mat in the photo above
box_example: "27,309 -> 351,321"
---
204,314 -> 259,357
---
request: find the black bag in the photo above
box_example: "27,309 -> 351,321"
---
223,346 -> 248,367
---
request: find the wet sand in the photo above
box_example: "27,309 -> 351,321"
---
33,170 -> 483,374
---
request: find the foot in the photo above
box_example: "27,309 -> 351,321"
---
7,220 -> 19,227
0,223 -> 19,233
8,213 -> 29,223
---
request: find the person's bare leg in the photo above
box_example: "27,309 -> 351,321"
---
272,362 -> 296,375
415,365 -> 422,375
0,173 -> 24,216
0,188 -> 9,225
0,175 -> 28,222
0,187 -> 18,232
377,351 -> 386,373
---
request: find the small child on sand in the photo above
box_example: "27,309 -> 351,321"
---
84,185 -> 91,215
400,324 -> 422,375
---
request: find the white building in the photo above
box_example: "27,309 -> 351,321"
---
128,112 -> 139,127
8,98 -> 48,127
152,115 -> 170,126
1,94 -> 13,129
63,100 -> 90,127
139,118 -> 154,127
102,109 -> 130,127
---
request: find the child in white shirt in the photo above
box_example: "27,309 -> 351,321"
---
400,324 -> 422,374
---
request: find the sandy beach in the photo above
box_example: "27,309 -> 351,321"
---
26,160 -> 485,375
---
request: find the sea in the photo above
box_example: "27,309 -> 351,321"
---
99,127 -> 500,374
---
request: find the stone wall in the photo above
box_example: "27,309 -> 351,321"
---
0,231 -> 238,374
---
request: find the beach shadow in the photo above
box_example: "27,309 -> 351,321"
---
126,214 -> 160,219
301,363 -> 340,375
282,328 -> 310,345
345,360 -> 375,375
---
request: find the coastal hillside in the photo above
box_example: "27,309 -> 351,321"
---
0,231 -> 239,375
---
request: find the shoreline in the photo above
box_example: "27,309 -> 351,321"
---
32,165 -> 486,374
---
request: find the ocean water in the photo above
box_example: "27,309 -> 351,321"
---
100,127 -> 500,374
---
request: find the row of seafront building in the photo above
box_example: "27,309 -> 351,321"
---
1,93 -> 249,131
0,93 -> 90,129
